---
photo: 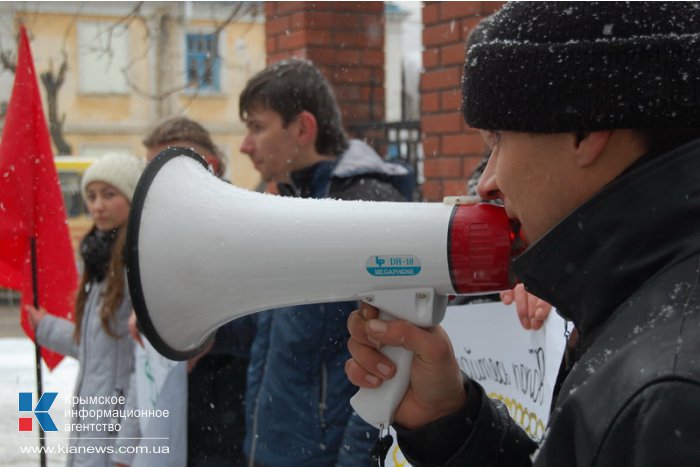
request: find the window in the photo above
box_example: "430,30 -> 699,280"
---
77,22 -> 129,94
186,33 -> 221,92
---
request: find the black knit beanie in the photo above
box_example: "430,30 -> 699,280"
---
462,1 -> 700,132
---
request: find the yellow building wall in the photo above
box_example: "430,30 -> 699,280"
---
13,4 -> 265,190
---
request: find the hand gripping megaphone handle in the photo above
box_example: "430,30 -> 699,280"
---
350,289 -> 448,428
349,310 -> 415,429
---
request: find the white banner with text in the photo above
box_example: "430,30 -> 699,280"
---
385,301 -> 567,466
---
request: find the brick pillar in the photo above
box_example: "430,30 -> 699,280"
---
264,2 -> 385,129
420,2 -> 503,202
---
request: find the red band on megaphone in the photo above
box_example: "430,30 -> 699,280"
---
447,203 -> 514,294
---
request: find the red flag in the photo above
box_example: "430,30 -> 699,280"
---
0,26 -> 78,369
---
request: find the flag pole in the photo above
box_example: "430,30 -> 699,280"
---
31,237 -> 47,467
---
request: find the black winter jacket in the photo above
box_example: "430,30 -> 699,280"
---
397,139 -> 700,466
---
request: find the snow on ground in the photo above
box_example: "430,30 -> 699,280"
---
1,338 -> 78,466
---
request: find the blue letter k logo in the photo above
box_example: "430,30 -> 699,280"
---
19,392 -> 58,432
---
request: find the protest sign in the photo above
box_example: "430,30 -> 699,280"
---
131,338 -> 187,467
385,301 -> 567,466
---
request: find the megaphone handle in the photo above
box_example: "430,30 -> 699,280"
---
350,309 -> 414,429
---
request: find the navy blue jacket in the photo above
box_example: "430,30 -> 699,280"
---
244,140 -> 408,466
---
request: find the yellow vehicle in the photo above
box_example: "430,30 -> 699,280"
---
55,156 -> 97,265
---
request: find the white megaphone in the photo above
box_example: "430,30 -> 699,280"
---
126,148 -> 517,429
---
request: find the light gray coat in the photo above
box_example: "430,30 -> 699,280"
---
36,279 -> 134,467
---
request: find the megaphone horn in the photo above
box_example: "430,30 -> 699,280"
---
126,147 -> 516,428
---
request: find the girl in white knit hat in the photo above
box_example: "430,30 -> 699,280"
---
26,152 -> 145,467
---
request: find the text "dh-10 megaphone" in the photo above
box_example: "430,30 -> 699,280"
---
126,148 -> 518,428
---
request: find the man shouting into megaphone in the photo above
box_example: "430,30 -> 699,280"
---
346,2 -> 700,466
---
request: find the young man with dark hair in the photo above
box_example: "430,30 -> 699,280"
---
346,2 -> 700,465
238,58 -> 410,466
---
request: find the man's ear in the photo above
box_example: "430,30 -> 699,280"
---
573,130 -> 611,167
296,111 -> 318,148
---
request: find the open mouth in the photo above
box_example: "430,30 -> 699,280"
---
510,219 -> 528,257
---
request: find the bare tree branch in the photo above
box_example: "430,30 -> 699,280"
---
41,54 -> 72,154
0,49 -> 15,73
0,18 -> 19,74
121,1 -> 258,103
86,2 -> 143,65
42,9 -> 80,154
108,1 -> 144,32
